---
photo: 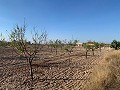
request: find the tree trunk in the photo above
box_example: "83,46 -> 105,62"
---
29,61 -> 33,81
92,49 -> 94,56
86,49 -> 88,59
99,46 -> 101,52
29,58 -> 34,90
51,47 -> 53,52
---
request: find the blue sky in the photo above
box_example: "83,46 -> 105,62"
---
0,0 -> 120,43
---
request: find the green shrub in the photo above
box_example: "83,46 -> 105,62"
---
111,40 -> 120,50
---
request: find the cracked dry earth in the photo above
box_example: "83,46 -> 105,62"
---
0,47 -> 111,90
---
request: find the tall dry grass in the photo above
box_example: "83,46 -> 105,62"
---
83,50 -> 120,90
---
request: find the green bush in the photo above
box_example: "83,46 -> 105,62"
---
111,40 -> 120,50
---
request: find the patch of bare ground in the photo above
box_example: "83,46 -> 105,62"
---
0,47 -> 111,90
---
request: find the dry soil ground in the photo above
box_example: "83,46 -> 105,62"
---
0,47 -> 111,90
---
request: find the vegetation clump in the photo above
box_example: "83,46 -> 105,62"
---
83,50 -> 120,90
111,40 -> 120,50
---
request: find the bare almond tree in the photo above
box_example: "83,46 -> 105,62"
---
0,33 -> 7,56
64,40 -> 78,65
9,24 -> 47,90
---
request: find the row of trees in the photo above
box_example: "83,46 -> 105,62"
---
0,24 -> 111,89
47,39 -> 79,54
0,25 -> 79,89
82,41 -> 105,58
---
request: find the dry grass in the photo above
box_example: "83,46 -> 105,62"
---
83,50 -> 120,90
